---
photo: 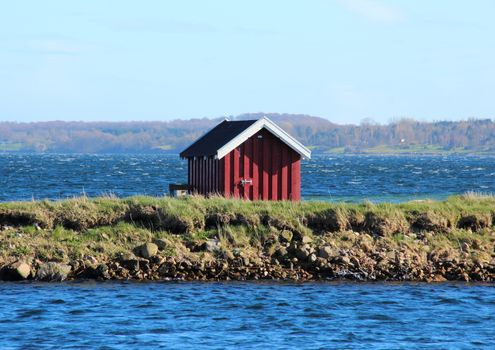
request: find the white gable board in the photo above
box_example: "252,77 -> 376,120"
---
216,117 -> 311,160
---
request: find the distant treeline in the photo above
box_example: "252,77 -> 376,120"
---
0,113 -> 494,154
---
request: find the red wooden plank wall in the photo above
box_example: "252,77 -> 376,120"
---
187,129 -> 302,200
217,129 -> 301,201
188,156 -> 221,196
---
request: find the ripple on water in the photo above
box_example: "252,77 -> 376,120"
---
1,154 -> 495,201
47,299 -> 66,305
1,282 -> 495,347
68,309 -> 87,315
16,308 -> 46,319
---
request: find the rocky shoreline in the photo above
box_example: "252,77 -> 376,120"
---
1,195 -> 495,283
2,229 -> 495,283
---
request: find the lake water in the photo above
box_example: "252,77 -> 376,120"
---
1,156 -> 495,349
0,281 -> 494,349
0,154 -> 494,202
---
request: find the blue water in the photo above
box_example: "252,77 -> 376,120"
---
0,154 -> 494,202
1,157 -> 495,349
0,282 -> 494,349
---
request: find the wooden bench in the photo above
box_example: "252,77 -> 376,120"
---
169,184 -> 191,197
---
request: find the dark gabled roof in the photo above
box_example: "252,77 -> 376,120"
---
180,120 -> 257,158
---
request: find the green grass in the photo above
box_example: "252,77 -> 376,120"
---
0,193 -> 494,266
0,143 -> 24,151
324,147 -> 346,154
154,145 -> 174,151
1,193 -> 494,233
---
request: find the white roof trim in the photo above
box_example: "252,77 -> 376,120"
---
217,117 -> 311,159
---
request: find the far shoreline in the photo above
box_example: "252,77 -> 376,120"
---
1,151 -> 495,156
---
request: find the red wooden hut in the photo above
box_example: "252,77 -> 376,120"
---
180,117 -> 311,201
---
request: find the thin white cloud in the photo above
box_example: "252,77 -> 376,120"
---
338,0 -> 406,24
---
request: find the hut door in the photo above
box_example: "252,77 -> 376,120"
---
239,136 -> 256,200
242,139 -> 252,200
233,145 -> 249,199
241,178 -> 252,199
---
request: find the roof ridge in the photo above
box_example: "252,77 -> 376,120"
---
180,117 -> 311,159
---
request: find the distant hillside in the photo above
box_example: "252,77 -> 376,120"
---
0,114 -> 494,154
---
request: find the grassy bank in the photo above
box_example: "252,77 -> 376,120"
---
1,194 -> 494,282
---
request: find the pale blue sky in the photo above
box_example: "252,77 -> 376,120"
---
0,0 -> 494,124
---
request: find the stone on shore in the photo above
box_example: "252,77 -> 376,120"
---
279,230 -> 293,243
36,262 -> 72,281
12,261 -> 31,279
301,235 -> 313,244
318,246 -> 334,259
134,242 -> 159,258
1,261 -> 32,280
153,239 -> 168,251
201,239 -> 221,253
295,244 -> 312,260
